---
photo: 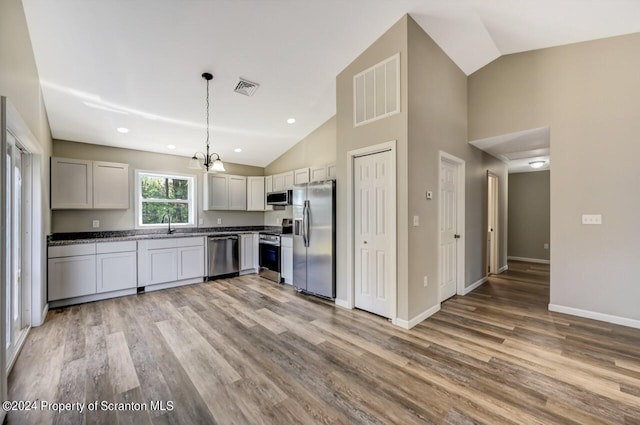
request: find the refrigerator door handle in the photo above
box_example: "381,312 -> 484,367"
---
303,200 -> 310,247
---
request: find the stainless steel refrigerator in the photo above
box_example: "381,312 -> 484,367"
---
293,180 -> 336,298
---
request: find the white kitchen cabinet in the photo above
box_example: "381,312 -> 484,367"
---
48,254 -> 97,301
229,175 -> 247,210
327,163 -> 337,180
93,161 -> 129,209
51,157 -> 93,209
204,174 -> 247,210
51,157 -> 129,210
310,165 -> 327,182
294,168 -> 310,185
281,236 -> 293,285
178,245 -> 205,280
240,233 -> 259,274
272,171 -> 294,191
146,248 -> 178,285
96,251 -> 137,293
246,177 -> 265,211
264,175 -> 273,211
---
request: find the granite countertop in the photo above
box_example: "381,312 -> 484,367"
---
48,226 -> 282,246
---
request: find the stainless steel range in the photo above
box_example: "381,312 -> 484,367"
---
259,233 -> 282,283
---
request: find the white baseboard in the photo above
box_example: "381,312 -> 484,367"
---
334,298 -> 352,309
36,303 -> 49,327
499,264 -> 509,273
508,256 -> 550,265
394,304 -> 441,330
462,277 -> 487,295
549,304 -> 640,330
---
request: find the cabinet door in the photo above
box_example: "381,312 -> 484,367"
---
207,174 -> 229,210
283,171 -> 295,190
96,251 -> 137,293
177,246 -> 204,280
253,233 -> 260,270
281,246 -> 293,284
146,248 -> 178,285
272,174 -> 285,192
48,255 -> 97,300
93,161 -> 129,209
240,234 -> 254,272
294,168 -> 310,185
246,176 -> 265,211
264,176 -> 273,211
327,163 -> 337,180
310,166 -> 327,182
51,157 -> 93,209
228,175 -> 247,210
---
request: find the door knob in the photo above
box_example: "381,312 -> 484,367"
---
363,241 -> 368,244
454,234 -> 460,239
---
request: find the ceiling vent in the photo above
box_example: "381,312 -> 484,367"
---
234,78 -> 260,96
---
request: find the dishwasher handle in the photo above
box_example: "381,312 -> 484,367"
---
208,235 -> 238,241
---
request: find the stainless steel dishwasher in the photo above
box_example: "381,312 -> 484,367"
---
207,235 -> 239,279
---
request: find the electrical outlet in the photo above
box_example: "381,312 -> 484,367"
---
92,220 -> 100,228
423,276 -> 428,287
413,216 -> 420,226
582,214 -> 602,225
198,218 -> 204,225
217,218 -> 222,225
544,243 -> 549,249
426,191 -> 433,200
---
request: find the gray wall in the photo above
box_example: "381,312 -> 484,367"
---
469,33 -> 640,321
508,171 -> 550,261
52,140 -> 265,232
1,0 -> 53,324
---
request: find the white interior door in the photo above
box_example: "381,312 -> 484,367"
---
487,172 -> 499,274
354,150 -> 394,318
439,157 -> 459,301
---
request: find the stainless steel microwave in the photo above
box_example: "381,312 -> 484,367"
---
266,190 -> 292,206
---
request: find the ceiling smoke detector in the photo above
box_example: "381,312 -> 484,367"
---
234,78 -> 260,96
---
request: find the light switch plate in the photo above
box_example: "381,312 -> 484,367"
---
198,218 -> 204,225
92,220 -> 100,228
217,218 -> 222,225
413,216 -> 420,226
582,214 -> 602,225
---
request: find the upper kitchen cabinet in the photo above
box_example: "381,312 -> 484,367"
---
51,157 -> 129,209
294,168 -> 310,185
204,173 -> 247,211
272,171 -> 294,192
310,163 -> 337,182
264,175 -> 273,211
246,176 -> 265,211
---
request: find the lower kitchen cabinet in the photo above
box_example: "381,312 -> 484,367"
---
146,248 -> 178,285
240,233 -> 259,274
178,245 -> 205,280
138,237 -> 205,288
96,251 -> 137,293
281,235 -> 293,284
48,254 -> 97,301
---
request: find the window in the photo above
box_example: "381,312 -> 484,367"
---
135,171 -> 196,228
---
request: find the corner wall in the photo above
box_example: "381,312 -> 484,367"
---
469,33 -> 640,322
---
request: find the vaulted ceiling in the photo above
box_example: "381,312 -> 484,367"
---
22,0 -> 640,166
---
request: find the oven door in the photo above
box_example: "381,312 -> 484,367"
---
259,242 -> 281,272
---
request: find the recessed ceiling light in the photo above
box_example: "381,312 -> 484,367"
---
116,127 -> 129,134
167,144 -> 176,150
234,148 -> 242,153
287,118 -> 296,124
529,161 -> 546,169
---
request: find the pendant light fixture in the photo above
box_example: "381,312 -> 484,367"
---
189,72 -> 225,173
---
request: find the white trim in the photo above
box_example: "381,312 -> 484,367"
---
498,265 -> 509,273
49,289 -> 137,309
334,299 -> 351,309
438,151 -> 466,300
548,304 -> 640,330
38,304 -> 49,327
508,256 -> 550,265
346,140 -> 397,322
144,277 -> 204,292
394,304 -> 441,330
462,277 -> 487,295
134,169 -> 197,229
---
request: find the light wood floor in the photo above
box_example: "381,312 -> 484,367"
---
8,261 -> 640,424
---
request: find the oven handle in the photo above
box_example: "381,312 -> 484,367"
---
259,240 -> 280,246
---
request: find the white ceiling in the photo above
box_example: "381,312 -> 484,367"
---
22,0 -> 640,167
469,127 -> 550,174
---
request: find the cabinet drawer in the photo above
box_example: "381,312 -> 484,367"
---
146,238 -> 178,250
96,241 -> 137,254
176,237 -> 205,247
49,243 -> 96,258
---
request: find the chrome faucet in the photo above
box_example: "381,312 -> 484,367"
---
161,212 -> 175,234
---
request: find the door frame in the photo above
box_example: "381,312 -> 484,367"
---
438,151 -> 466,299
345,140 -> 397,323
487,170 -> 499,275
